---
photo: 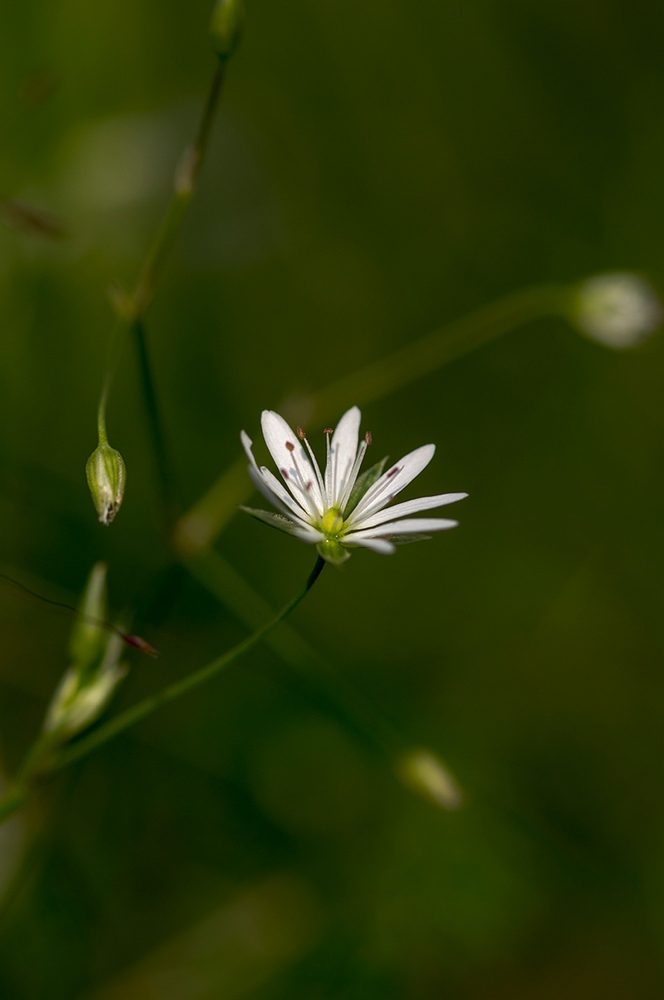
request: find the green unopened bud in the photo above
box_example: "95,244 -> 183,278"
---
210,0 -> 244,61
570,272 -> 662,349
86,440 -> 126,525
396,748 -> 464,810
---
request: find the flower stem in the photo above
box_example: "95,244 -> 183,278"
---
186,548 -> 401,757
174,282 -> 567,554
51,555 -> 325,773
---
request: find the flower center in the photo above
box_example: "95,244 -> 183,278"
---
320,507 -> 344,537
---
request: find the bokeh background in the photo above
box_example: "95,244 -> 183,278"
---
2,0 -> 664,996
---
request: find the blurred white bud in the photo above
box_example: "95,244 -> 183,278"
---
572,273 -> 662,349
43,632 -> 127,740
69,562 -> 107,674
396,748 -> 464,810
43,563 -> 127,741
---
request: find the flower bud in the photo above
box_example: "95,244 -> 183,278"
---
43,635 -> 127,740
86,440 -> 126,525
210,0 -> 244,61
570,272 -> 662,349
396,748 -> 464,810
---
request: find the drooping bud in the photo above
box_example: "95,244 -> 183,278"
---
43,563 -> 128,741
570,272 -> 662,349
86,440 -> 126,525
396,748 -> 464,810
210,0 -> 244,62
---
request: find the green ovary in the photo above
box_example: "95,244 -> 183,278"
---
320,507 -> 344,536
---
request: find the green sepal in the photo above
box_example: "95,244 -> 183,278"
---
343,456 -> 389,517
317,539 -> 351,566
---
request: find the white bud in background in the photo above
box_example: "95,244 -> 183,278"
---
571,272 -> 662,349
396,748 -> 464,810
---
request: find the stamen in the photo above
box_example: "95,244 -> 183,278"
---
284,439 -> 321,519
350,464 -> 404,520
365,431 -> 372,446
339,438 -> 369,512
300,430 -> 327,499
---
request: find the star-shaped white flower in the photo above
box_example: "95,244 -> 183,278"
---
240,406 -> 467,565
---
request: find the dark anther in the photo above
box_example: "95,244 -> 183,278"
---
324,428 -> 333,435
297,426 -> 306,440
285,441 -> 295,452
365,431 -> 373,445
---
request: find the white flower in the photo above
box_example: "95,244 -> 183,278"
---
240,406 -> 467,565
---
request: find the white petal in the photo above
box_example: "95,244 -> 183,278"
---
240,506 -> 323,543
349,492 -> 467,530
347,517 -> 458,539
347,536 -> 396,555
351,444 -> 436,521
248,466 -> 314,527
256,465 -> 314,522
261,410 -> 324,516
241,430 -> 258,470
326,406 -> 361,507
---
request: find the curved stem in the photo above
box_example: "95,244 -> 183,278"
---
52,556 -> 325,772
0,557 -> 325,825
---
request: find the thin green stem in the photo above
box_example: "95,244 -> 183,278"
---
133,318 -> 177,523
51,556 -> 325,772
0,556 -> 324,826
95,63 -> 226,448
186,548 -> 401,758
174,283 -> 567,554
132,63 -> 225,317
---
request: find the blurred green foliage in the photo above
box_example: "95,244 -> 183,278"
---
2,0 -> 664,997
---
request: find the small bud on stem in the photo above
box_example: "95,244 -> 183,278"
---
210,0 -> 244,62
86,440 -> 126,525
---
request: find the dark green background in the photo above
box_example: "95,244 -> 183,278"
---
2,0 -> 664,996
